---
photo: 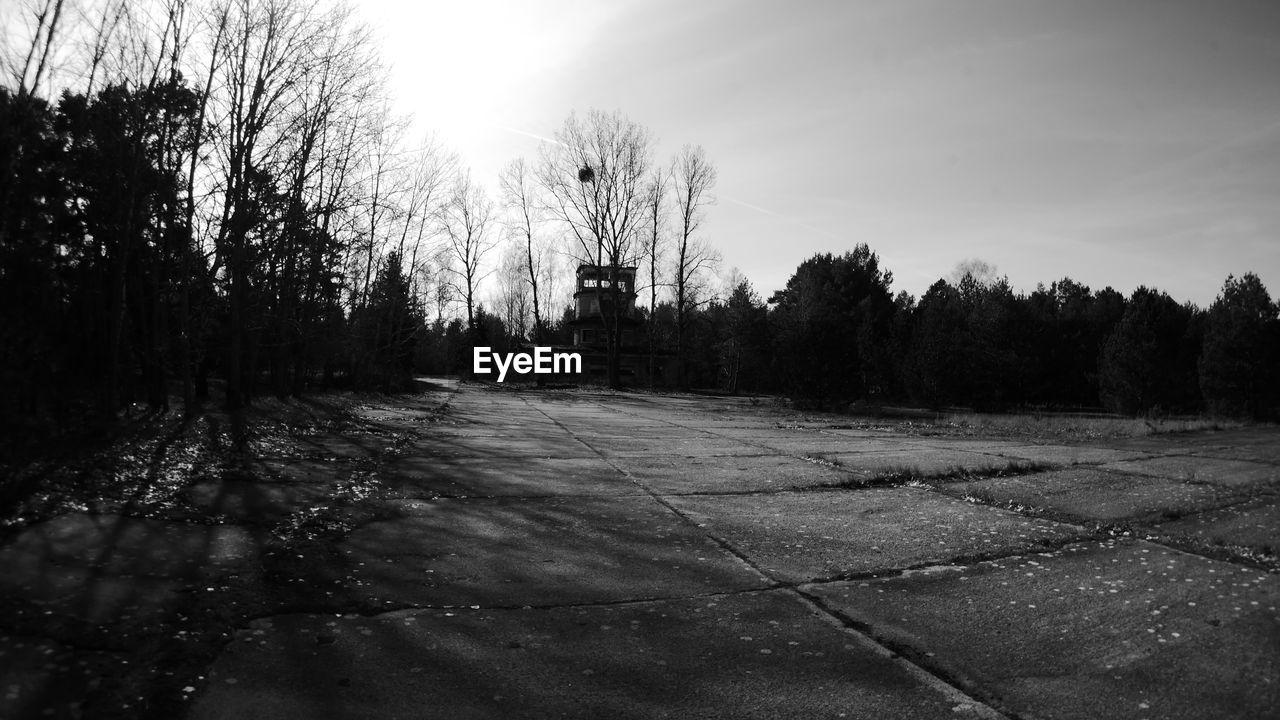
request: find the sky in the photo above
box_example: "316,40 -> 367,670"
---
356,0 -> 1280,307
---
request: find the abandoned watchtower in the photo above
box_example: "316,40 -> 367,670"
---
568,264 -> 641,349
563,263 -> 674,384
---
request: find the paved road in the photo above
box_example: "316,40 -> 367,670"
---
3,380 -> 1278,718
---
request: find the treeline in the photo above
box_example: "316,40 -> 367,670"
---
0,0 -> 727,453
652,249 -> 1277,420
3,1 -> 1274,461
446,238 -> 1276,420
0,0 -> 460,455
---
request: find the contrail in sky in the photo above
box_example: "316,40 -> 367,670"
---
488,123 -> 567,147
722,195 -> 786,217
722,195 -> 843,240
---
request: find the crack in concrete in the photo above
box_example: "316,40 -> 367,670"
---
1167,452 -> 1280,468
514,391 -> 1012,718
389,491 -> 654,501
523,388 -> 1280,577
227,534 -> 1127,628
160,386 -> 1271,718
514,393 -> 783,586
929,480 -> 1280,572
575,397 -> 1071,484
792,586 -> 1018,720
587,395 -> 1277,570
505,391 -> 1279,713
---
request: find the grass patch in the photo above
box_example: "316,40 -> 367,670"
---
943,491 -> 1280,573
1143,531 -> 1280,573
819,459 -> 1056,490
783,406 -> 1254,441
922,412 -> 1245,441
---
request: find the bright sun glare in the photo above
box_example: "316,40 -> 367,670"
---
362,0 -> 583,147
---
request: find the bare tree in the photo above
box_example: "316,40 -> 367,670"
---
82,0 -> 129,95
145,0 -> 228,413
351,103 -> 408,307
440,171 -> 496,332
172,0 -> 230,412
499,157 -> 546,342
74,0 -> 211,415
208,0 -> 372,409
3,0 -> 68,97
0,0 -> 430,428
261,3 -> 385,396
535,236 -> 565,326
640,167 -> 670,384
671,143 -> 719,388
426,245 -> 455,323
493,243 -> 532,341
538,109 -> 654,387
398,135 -> 456,305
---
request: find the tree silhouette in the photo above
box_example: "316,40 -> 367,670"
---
349,251 -> 421,391
771,248 -> 895,410
1099,287 -> 1201,415
1199,273 -> 1278,418
717,280 -> 770,394
906,280 -> 965,408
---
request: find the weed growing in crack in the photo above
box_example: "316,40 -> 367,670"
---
823,459 -> 1058,490
1143,532 -> 1280,573
804,453 -> 844,468
931,412 -> 1244,440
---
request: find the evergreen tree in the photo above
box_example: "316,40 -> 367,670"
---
718,280 -> 771,393
1099,287 -> 1201,415
349,252 -> 422,390
770,247 -> 895,410
956,274 -> 1028,410
1199,273 -> 1278,418
906,280 -> 965,408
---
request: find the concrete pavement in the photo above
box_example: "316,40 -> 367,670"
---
2,381 -> 1277,718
